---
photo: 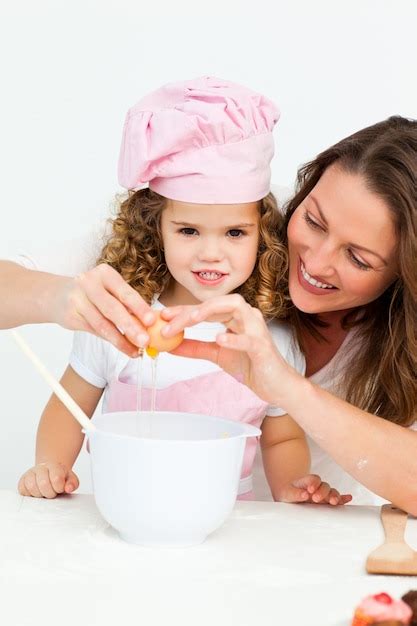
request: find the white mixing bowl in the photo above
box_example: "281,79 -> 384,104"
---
87,411 -> 260,547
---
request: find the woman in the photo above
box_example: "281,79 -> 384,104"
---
161,115 -> 417,511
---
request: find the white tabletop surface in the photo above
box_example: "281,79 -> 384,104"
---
1,489 -> 416,626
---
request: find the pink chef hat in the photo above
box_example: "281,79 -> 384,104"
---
118,76 -> 280,203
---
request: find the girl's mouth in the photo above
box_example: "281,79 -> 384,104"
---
192,271 -> 228,286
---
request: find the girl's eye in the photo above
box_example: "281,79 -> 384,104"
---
227,229 -> 244,238
347,249 -> 371,271
179,227 -> 198,236
303,211 -> 324,231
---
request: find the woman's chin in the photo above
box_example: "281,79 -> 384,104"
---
289,284 -> 334,315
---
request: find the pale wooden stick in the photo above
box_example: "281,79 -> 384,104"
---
11,330 -> 96,432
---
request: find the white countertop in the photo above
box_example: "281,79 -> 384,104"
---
0,489 -> 416,626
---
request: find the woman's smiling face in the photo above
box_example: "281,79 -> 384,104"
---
287,164 -> 399,316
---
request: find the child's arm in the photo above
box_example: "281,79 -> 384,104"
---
260,414 -> 352,505
18,365 -> 103,498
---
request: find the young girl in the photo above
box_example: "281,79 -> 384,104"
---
18,76 -> 350,505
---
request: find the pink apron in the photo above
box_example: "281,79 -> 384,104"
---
105,369 -> 269,500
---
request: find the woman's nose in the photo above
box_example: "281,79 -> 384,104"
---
304,240 -> 337,277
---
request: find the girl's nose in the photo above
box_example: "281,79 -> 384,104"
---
198,238 -> 224,263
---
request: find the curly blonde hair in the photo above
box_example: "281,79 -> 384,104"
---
98,188 -> 288,319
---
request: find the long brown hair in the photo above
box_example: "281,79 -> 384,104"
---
98,188 -> 288,319
280,116 -> 417,425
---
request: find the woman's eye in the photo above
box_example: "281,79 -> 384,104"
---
227,229 -> 244,238
347,249 -> 371,271
303,211 -> 324,231
303,208 -> 372,271
179,227 -> 198,236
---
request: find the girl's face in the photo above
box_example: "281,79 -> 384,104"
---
287,165 -> 399,317
160,200 -> 260,305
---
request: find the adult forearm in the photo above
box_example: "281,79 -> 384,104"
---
0,261 -> 69,328
280,377 -> 417,514
0,261 -> 153,356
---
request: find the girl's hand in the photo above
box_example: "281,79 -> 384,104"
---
17,462 -> 79,498
276,474 -> 352,505
51,264 -> 155,357
163,294 -> 300,407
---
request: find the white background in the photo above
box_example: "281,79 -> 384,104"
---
0,0 -> 416,491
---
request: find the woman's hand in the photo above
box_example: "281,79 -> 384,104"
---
275,474 -> 352,505
50,264 -> 155,357
163,294 -> 300,408
18,462 -> 79,498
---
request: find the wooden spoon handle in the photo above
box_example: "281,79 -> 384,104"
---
380,503 -> 408,543
11,330 -> 95,432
